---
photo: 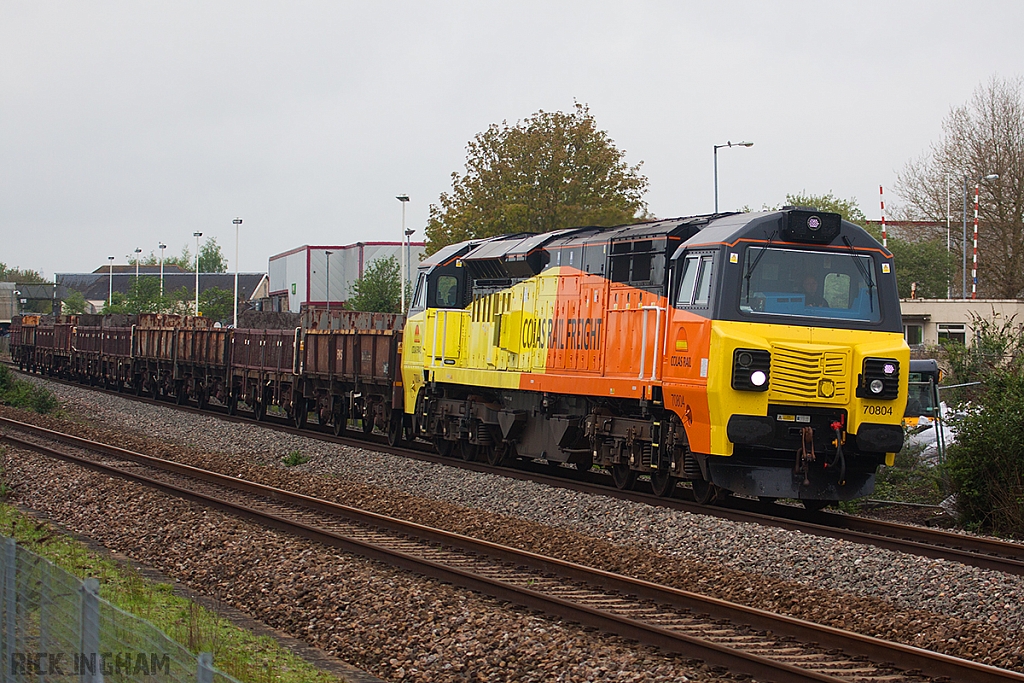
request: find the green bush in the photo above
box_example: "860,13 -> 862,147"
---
0,365 -> 59,414
945,367 -> 1024,535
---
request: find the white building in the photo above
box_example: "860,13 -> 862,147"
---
900,298 -> 1024,347
268,241 -> 426,313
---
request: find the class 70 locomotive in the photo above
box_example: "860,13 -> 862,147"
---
402,208 -> 908,506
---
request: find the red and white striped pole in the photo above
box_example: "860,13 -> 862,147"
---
972,182 -> 980,299
879,185 -> 887,248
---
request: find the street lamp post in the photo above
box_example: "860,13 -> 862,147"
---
158,243 -> 167,299
396,195 -> 410,311
193,231 -> 203,315
107,256 -> 114,308
325,251 -> 333,322
405,227 -> 415,301
961,173 -> 999,299
134,248 -> 142,282
233,218 -> 242,328
713,141 -> 753,213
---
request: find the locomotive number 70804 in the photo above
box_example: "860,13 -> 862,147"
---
863,404 -> 893,416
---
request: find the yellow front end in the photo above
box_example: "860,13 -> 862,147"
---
707,320 -> 909,464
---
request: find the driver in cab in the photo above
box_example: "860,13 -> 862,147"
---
801,274 -> 827,307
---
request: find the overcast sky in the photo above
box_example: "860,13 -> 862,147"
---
2,1 -> 1022,277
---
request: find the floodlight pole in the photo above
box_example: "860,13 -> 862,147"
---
193,231 -> 203,315
233,218 -> 242,327
397,195 -> 410,311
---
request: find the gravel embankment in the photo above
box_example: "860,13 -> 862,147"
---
3,374 -> 1024,675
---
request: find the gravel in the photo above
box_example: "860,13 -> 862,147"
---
4,374 -> 1024,676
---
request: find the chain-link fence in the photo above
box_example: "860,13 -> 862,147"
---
0,536 -> 241,683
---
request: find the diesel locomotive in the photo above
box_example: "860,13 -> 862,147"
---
402,208 -> 909,506
9,207 -> 909,507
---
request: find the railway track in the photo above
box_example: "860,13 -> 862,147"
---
9,365 -> 1024,578
3,415 -> 1023,683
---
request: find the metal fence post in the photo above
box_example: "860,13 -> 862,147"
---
196,652 -> 214,683
5,538 -> 16,683
79,578 -> 100,683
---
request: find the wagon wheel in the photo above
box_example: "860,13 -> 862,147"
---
197,387 -> 209,411
175,383 -> 187,406
361,408 -> 374,434
386,411 -> 404,447
254,399 -> 267,422
227,391 -> 239,416
149,379 -> 159,401
650,470 -> 677,498
332,404 -> 348,437
292,397 -> 308,429
611,463 -> 635,491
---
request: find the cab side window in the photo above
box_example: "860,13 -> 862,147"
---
676,253 -> 714,308
435,275 -> 459,308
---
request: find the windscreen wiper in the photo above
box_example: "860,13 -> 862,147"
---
842,235 -> 875,312
743,229 -> 777,300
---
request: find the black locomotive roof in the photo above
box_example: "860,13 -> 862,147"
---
418,208 -> 884,278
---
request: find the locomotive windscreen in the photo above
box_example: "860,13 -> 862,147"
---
737,247 -> 880,322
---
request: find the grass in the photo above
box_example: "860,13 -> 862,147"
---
0,364 -> 59,414
869,438 -> 948,505
281,450 -> 309,467
0,504 -> 341,683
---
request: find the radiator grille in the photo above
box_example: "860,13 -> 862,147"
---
769,345 -> 849,402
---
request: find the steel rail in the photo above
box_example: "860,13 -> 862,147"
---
3,417 -> 1024,683
7,365 -> 1024,576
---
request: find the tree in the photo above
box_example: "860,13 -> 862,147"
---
780,191 -> 869,227
346,256 -> 408,313
199,287 -> 234,322
770,192 -> 953,299
426,103 -> 649,254
133,238 -> 227,272
0,263 -> 46,284
895,77 -> 1024,298
61,290 -> 87,315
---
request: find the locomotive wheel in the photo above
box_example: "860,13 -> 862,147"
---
611,464 -> 636,491
292,398 -> 308,429
485,443 -> 511,467
433,437 -> 454,458
650,470 -> 677,498
458,440 -> 479,462
801,499 -> 835,512
691,478 -> 721,505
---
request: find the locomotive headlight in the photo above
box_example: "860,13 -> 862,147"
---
732,348 -> 770,392
857,357 -> 901,400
